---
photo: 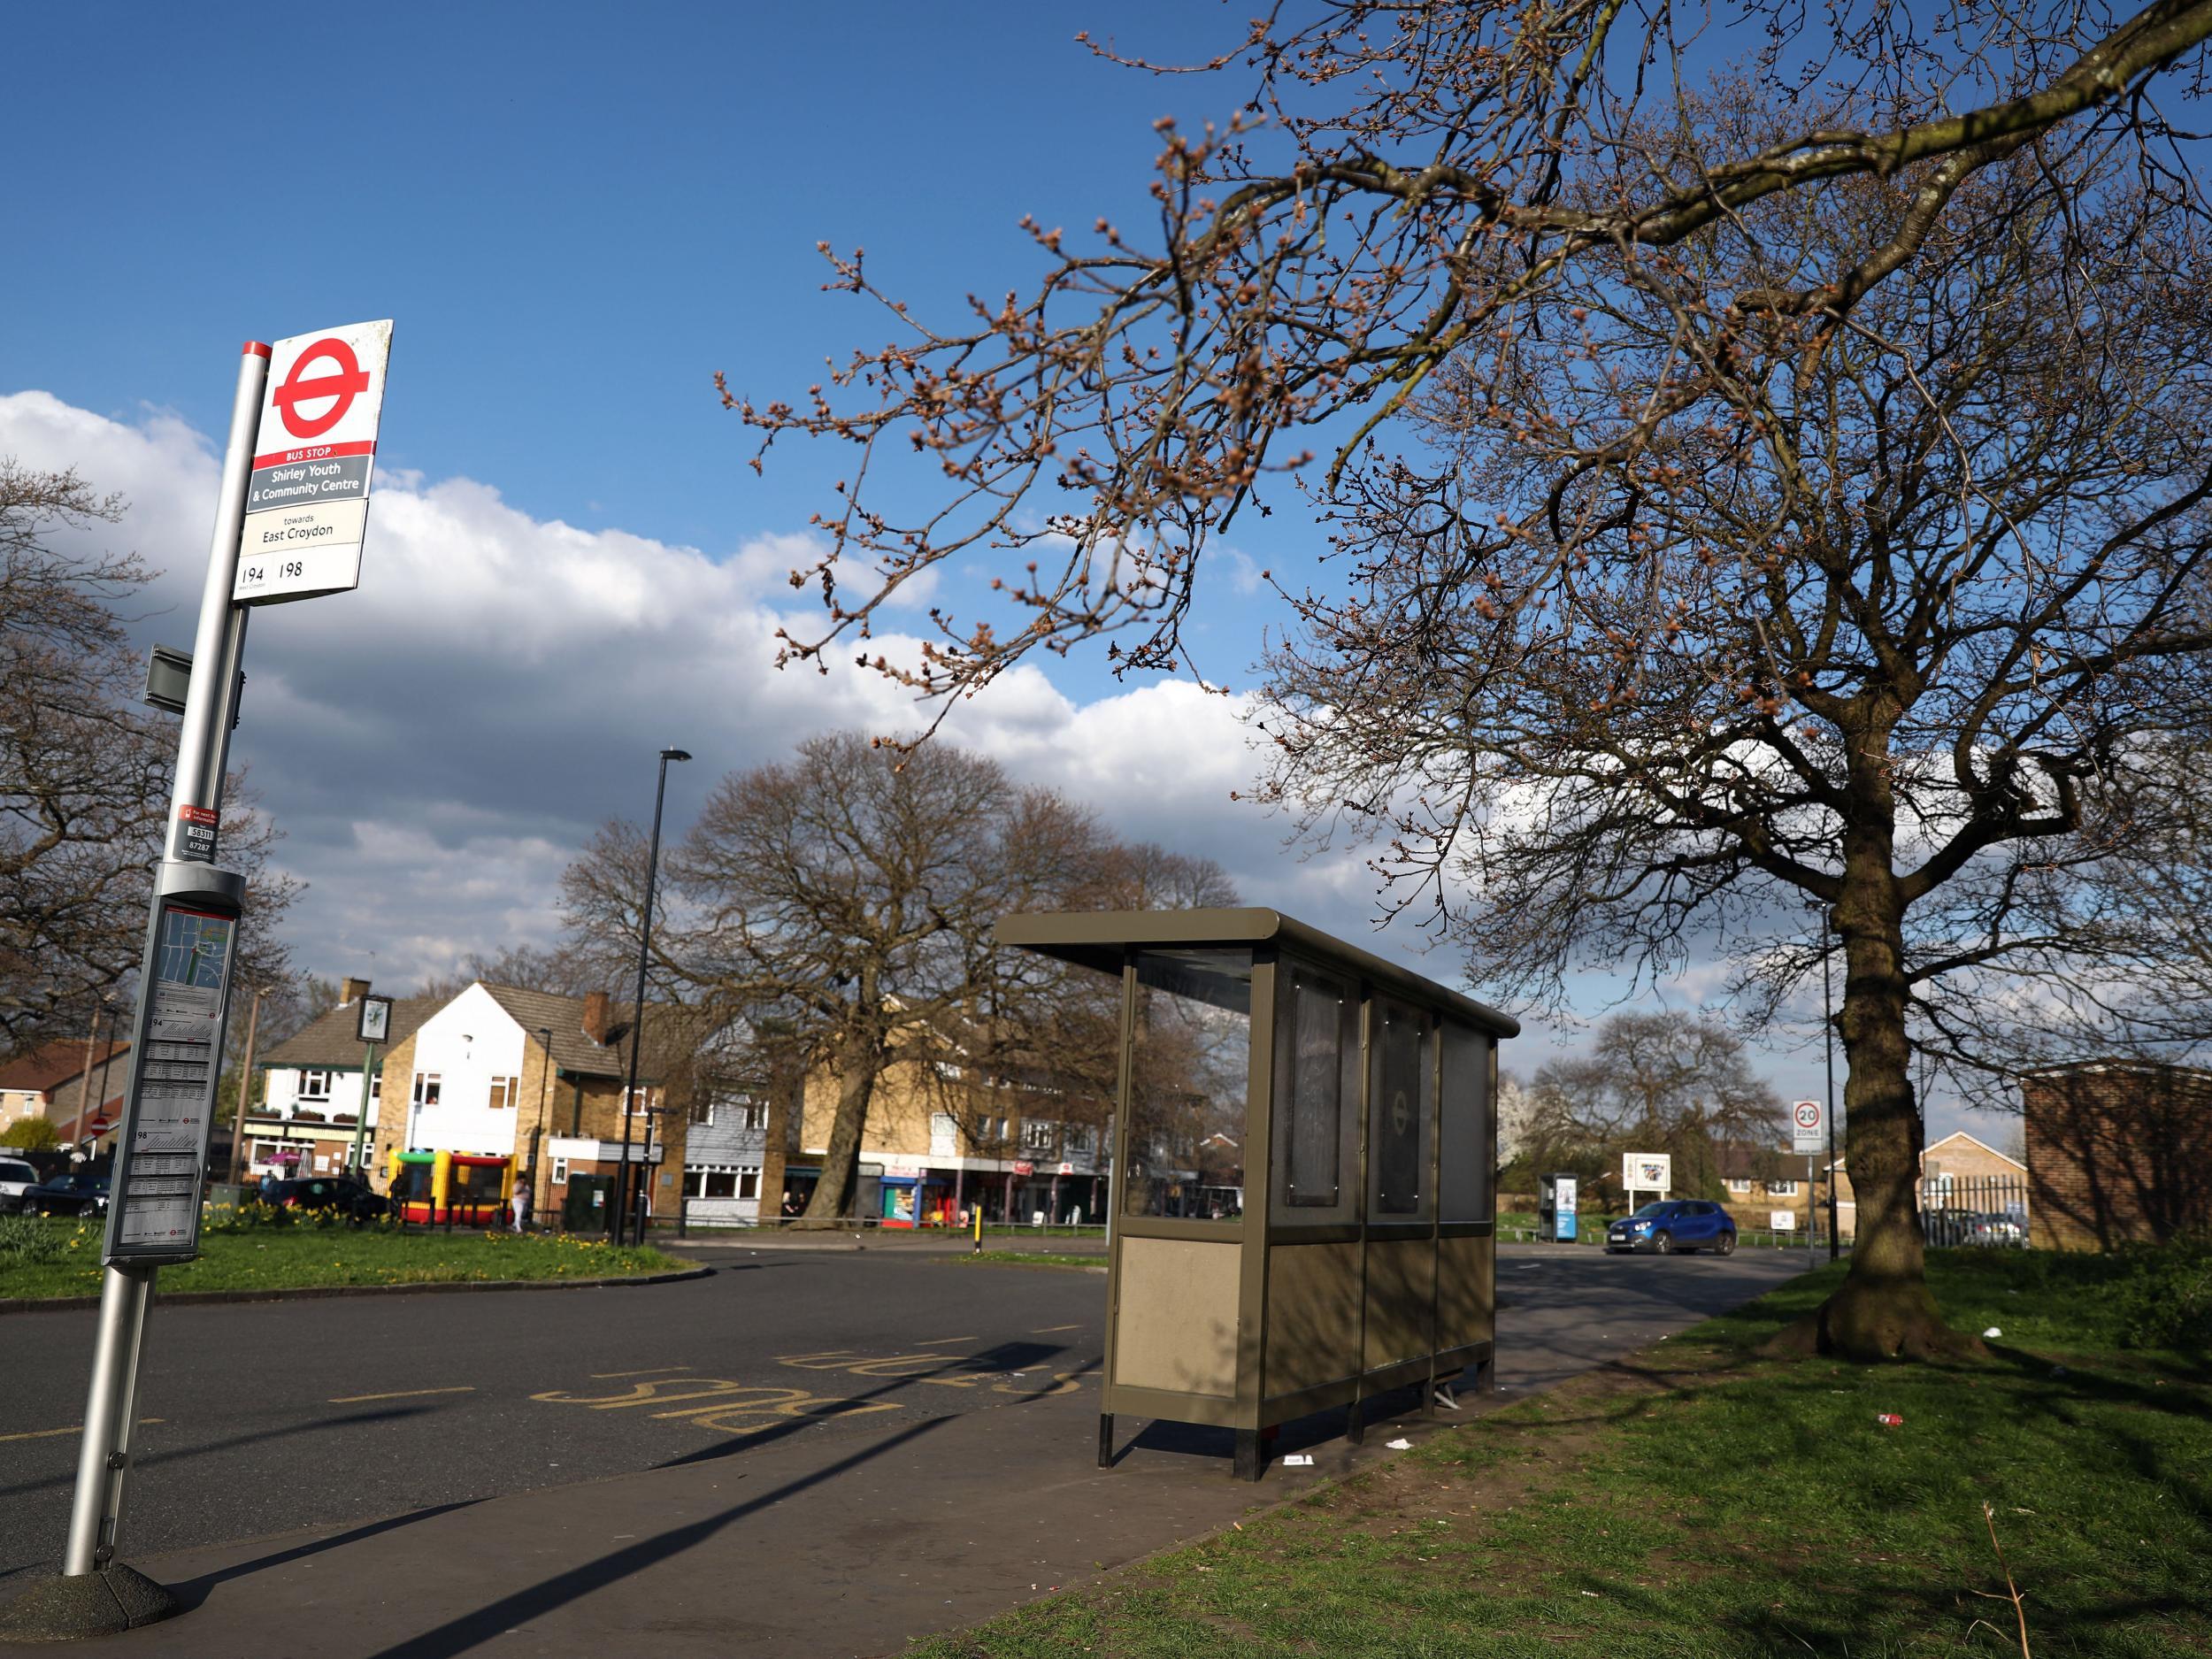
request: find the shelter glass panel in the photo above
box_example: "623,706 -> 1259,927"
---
1271,957 -> 1358,1221
1125,949 -> 1251,1220
1368,998 -> 1433,1222
1438,1021 -> 1493,1224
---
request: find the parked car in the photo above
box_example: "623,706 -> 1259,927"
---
0,1156 -> 40,1213
1606,1199 -> 1737,1256
23,1171 -> 111,1217
264,1176 -> 390,1222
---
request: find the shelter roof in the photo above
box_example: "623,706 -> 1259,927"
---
995,908 -> 1520,1037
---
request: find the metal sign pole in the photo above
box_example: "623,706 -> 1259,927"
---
61,342 -> 268,1581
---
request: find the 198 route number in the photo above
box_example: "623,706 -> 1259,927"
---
242,561 -> 305,586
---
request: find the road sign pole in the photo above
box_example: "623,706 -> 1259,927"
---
62,342 -> 268,1584
347,1042 -> 378,1175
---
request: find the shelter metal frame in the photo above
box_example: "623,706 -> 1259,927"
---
997,908 -> 1519,1479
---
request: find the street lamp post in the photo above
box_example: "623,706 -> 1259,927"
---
611,746 -> 689,1243
1823,913 -> 1841,1262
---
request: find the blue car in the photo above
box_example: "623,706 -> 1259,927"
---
1606,1200 -> 1736,1256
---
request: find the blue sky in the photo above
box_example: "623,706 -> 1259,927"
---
1,2 -> 1989,1145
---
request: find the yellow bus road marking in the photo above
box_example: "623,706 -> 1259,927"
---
1033,1324 -> 1082,1333
534,1379 -> 906,1440
0,1418 -> 162,1443
775,1348 -> 1087,1397
912,1335 -> 978,1347
327,1386 -> 476,1404
588,1365 -> 694,1379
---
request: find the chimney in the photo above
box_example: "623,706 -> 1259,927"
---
339,977 -> 372,1006
582,991 -> 611,1044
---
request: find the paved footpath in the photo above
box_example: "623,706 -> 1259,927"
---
0,1243 -> 1801,1658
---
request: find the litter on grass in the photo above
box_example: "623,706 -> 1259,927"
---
1386,1438 -> 1413,1450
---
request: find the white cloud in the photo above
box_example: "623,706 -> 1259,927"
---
0,389 -> 1379,993
5,387 -> 2000,1140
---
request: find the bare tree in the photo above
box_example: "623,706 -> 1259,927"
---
1527,1013 -> 1784,1199
736,11 -> 2212,1357
562,733 -> 1115,1222
2,461 -> 298,1056
413,942 -> 607,1004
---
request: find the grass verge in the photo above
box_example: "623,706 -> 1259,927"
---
0,1215 -> 688,1301
910,1250 -> 2211,1658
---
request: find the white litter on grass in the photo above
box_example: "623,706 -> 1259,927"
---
1283,1454 -> 1316,1466
1984,1326 -> 2003,1339
1386,1438 -> 1414,1450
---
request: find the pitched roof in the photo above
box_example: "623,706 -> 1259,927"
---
1714,1140 -> 1804,1184
258,997 -> 441,1070
1924,1130 -> 2026,1171
480,985 -> 708,1081
0,1039 -> 130,1095
258,982 -> 710,1083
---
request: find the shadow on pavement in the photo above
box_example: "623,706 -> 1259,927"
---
365,1413 -> 958,1658
164,1502 -> 484,1613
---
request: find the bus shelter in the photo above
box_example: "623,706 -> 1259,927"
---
996,907 -> 1518,1479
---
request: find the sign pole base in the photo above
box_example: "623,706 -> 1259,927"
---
0,1566 -> 180,1641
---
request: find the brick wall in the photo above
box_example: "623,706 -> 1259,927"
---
2024,1064 -> 2212,1251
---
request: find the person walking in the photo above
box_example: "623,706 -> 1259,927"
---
510,1180 -> 532,1234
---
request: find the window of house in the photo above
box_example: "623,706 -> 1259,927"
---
488,1076 -> 518,1110
296,1070 -> 332,1102
550,1157 -> 569,1186
411,1072 -> 441,1107
739,1102 -> 767,1132
684,1165 -> 742,1198
369,1071 -> 382,1102
1064,1125 -> 1094,1155
738,1165 -> 761,1200
1769,1179 -> 1798,1197
700,1100 -> 718,1128
1021,1120 -> 1056,1151
1724,1179 -> 1750,1193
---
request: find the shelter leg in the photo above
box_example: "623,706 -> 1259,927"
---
1233,1428 -> 1263,1483
1346,1396 -> 1364,1446
1096,1413 -> 1114,1470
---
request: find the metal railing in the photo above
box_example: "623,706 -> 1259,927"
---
1919,1173 -> 2032,1248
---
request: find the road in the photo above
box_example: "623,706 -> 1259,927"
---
1,1241 -> 1801,1597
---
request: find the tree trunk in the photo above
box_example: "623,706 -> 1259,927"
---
798,1036 -> 879,1227
1774,733 -> 1981,1363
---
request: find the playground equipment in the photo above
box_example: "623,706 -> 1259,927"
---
387,1148 -> 513,1225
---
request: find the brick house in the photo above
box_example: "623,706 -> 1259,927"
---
0,1035 -> 132,1156
1715,1141 -> 1833,1234
364,984 -> 702,1226
1825,1130 -> 2026,1242
792,1040 -> 1111,1226
2023,1060 -> 2212,1250
247,980 -> 438,1179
